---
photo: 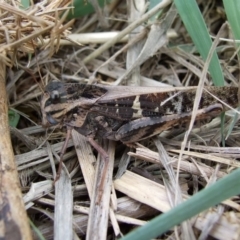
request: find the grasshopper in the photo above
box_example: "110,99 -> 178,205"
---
41,81 -> 238,179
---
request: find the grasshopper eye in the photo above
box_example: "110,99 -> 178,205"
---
46,113 -> 59,125
48,90 -> 67,104
50,90 -> 60,100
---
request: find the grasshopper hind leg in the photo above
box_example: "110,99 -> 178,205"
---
116,103 -> 224,143
115,116 -> 181,143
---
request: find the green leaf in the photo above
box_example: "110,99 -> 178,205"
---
29,219 -> 45,240
223,0 -> 240,49
173,0 -> 224,86
121,167 -> 240,240
148,0 -> 164,21
67,0 -> 110,20
20,0 -> 30,9
8,110 -> 20,127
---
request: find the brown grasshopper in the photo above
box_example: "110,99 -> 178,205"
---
41,81 -> 238,180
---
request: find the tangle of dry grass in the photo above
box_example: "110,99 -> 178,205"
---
0,1 -> 73,66
2,0 -> 240,239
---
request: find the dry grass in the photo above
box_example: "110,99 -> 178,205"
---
2,0 -> 240,239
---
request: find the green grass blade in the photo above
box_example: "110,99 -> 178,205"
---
121,168 -> 240,240
29,219 -> 46,240
8,110 -> 20,127
67,0 -> 109,20
20,0 -> 30,9
223,0 -> 240,47
174,0 -> 224,86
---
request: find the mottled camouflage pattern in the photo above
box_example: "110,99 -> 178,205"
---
41,81 -> 238,143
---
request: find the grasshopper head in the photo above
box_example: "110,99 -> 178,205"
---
41,81 -> 108,128
41,81 -> 68,127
